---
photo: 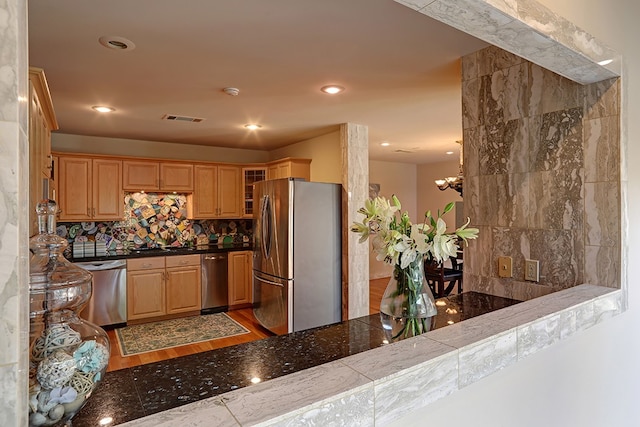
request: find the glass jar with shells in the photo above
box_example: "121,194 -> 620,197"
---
28,198 -> 110,426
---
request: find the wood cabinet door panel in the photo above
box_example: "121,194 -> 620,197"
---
123,160 -> 160,191
58,157 -> 92,221
127,269 -> 166,320
93,159 -> 123,219
218,165 -> 241,217
192,165 -> 218,218
161,163 -> 193,192
228,251 -> 251,306
166,266 -> 201,314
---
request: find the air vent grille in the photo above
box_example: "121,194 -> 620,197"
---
394,149 -> 415,154
162,114 -> 205,123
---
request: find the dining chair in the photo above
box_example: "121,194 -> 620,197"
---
424,255 -> 463,298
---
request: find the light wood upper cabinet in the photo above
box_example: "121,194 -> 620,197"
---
161,163 -> 194,192
266,158 -> 311,181
218,165 -> 241,217
242,167 -> 267,218
93,159 -> 124,219
189,164 -> 241,218
228,250 -> 252,307
58,157 -> 91,221
58,156 -> 123,221
123,160 -> 193,192
123,160 -> 160,191
28,67 -> 59,235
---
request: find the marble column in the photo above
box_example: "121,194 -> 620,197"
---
340,123 -> 370,319
0,0 -> 30,425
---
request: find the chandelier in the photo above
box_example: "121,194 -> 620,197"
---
435,140 -> 464,197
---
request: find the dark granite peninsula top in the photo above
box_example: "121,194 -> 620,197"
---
72,292 -> 520,426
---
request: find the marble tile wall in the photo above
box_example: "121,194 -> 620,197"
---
462,45 -> 621,300
340,123 -> 370,319
0,0 -> 29,425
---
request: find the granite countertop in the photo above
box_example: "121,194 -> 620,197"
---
67,243 -> 254,263
72,292 -> 520,426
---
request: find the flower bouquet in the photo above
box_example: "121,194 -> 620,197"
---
351,196 -> 479,340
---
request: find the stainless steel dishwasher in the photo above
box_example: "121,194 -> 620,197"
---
74,259 -> 127,328
201,253 -> 228,313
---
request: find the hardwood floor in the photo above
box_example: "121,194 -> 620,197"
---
106,278 -> 390,372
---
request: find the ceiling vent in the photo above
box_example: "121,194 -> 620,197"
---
162,114 -> 205,123
394,149 -> 415,154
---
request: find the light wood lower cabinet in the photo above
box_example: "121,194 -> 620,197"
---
166,255 -> 201,314
228,250 -> 252,307
127,255 -> 201,321
126,257 -> 166,321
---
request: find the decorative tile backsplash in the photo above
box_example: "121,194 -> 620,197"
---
57,192 -> 253,251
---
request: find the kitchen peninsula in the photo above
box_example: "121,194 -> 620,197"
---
71,284 -> 621,426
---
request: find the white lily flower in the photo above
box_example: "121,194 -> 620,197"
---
351,196 -> 479,268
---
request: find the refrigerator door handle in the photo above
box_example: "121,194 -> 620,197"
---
260,194 -> 272,258
252,273 -> 284,288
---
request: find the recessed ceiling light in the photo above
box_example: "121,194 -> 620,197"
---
92,106 -> 115,113
380,142 -> 390,147
244,124 -> 262,130
446,151 -> 454,155
320,85 -> 345,95
598,59 -> 613,66
98,36 -> 136,51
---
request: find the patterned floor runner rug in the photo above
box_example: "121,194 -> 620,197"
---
115,313 -> 250,356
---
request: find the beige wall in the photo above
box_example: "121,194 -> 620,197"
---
52,133 -> 270,163
417,159 -> 463,230
368,160 -> 418,279
268,130 -> 342,183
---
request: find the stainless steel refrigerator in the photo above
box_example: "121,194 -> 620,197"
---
253,178 -> 342,334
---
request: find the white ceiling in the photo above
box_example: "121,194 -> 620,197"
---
28,0 -> 487,164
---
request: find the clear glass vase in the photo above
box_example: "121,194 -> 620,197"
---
379,257 -> 438,341
28,199 -> 110,427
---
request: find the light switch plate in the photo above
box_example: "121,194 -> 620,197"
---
498,256 -> 513,278
525,259 -> 539,282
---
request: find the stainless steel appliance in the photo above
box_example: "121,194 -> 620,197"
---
201,253 -> 228,313
253,178 -> 342,334
75,259 -> 127,328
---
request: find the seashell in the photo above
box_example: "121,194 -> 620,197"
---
62,392 -> 86,415
29,412 -> 47,426
49,404 -> 65,421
